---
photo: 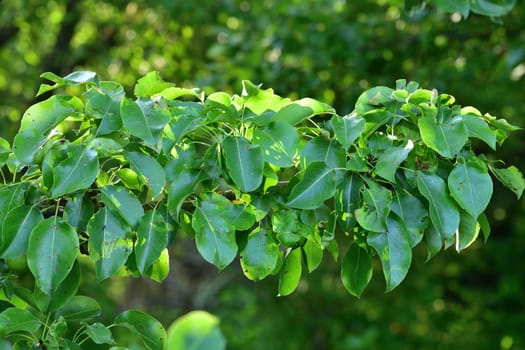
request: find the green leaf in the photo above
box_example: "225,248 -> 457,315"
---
13,95 -> 82,164
88,208 -> 133,280
272,209 -> 301,247
240,228 -> 279,281
457,209 -> 480,252
287,162 -> 336,209
101,185 -> 144,227
355,181 -> 392,232
375,140 -> 414,182
239,80 -> 289,116
271,98 -> 335,126
89,137 -> 124,156
470,0 -> 516,17
38,71 -> 98,96
226,203 -> 257,231
222,136 -> 264,192
85,82 -> 125,136
478,212 -> 491,242
253,121 -> 300,167
489,165 -> 524,199
166,310 -> 226,350
367,214 -> 412,292
390,189 -> 428,247
278,247 -> 302,296
56,295 -> 101,321
51,145 -> 99,198
418,114 -> 468,158
115,309 -> 166,350
417,172 -> 460,240
0,307 -> 41,337
448,157 -> 493,218
64,192 -> 95,234
434,0 -> 470,17
303,239 -> 323,273
331,113 -> 366,150
120,98 -> 170,148
0,137 -> 10,167
27,218 -> 79,295
134,71 -> 174,97
192,194 -> 238,270
301,137 -> 346,169
1,205 -> 43,258
461,114 -> 497,150
424,225 -> 443,260
126,151 -> 166,198
86,322 -> 116,345
145,248 -> 170,282
354,86 -> 394,114
341,243 -> 373,298
335,174 -> 363,234
167,168 -> 200,218
135,208 -> 169,274
157,86 -> 201,100
36,260 -> 81,313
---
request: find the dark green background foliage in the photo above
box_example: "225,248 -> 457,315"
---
1,1 -> 524,349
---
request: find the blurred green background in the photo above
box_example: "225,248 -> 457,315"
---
1,0 -> 524,349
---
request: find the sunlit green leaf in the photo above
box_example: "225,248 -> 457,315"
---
135,208 -> 169,274
457,209 -> 480,252
418,114 -> 468,158
271,98 -> 335,126
166,311 -> 226,350
278,248 -> 302,296
303,239 -> 323,273
448,157 -> 493,218
134,71 -> 174,97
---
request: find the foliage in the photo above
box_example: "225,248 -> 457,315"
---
0,69 -> 522,348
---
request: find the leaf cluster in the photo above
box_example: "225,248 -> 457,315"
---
0,71 -> 523,348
